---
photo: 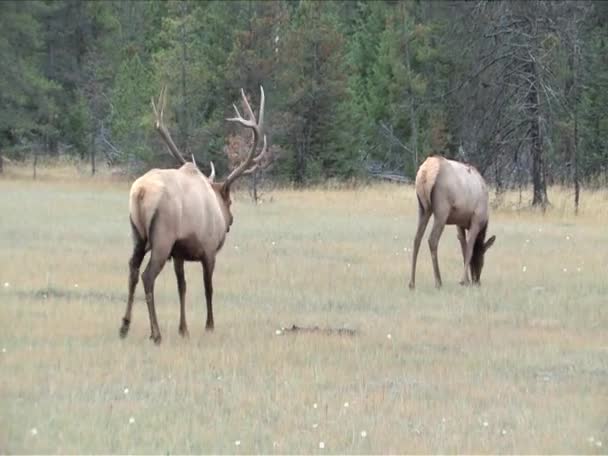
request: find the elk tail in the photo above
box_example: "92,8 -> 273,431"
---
415,156 -> 442,213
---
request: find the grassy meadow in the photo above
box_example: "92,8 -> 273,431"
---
1,164 -> 607,454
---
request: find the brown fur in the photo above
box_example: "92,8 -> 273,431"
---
408,156 -> 496,289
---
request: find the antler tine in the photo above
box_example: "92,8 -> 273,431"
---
252,134 -> 268,165
258,86 -> 265,132
222,86 -> 267,189
151,85 -> 186,165
208,161 -> 216,182
240,88 -> 255,121
241,135 -> 269,176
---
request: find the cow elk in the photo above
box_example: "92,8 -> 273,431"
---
120,86 -> 268,344
408,155 -> 496,289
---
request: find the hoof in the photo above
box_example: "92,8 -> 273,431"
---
205,323 -> 214,331
150,334 -> 162,345
179,327 -> 190,338
119,319 -> 130,338
408,282 -> 415,290
459,280 -> 471,286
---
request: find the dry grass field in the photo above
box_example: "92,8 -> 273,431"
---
1,164 -> 607,454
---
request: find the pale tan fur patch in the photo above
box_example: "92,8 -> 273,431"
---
129,174 -> 165,241
415,156 -> 443,211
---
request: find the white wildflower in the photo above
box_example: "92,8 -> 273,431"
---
275,329 -> 282,336
319,441 -> 325,449
312,423 -> 318,429
387,333 -> 392,340
522,266 -> 527,272
566,235 -> 570,240
123,387 -> 129,395
3,282 -> 9,288
313,403 -> 318,409
597,441 -> 603,448
501,429 -> 507,435
360,430 -> 367,438
1,348 -> 5,353
74,283 -> 79,288
30,428 -> 38,436
344,401 -> 349,408
234,440 -> 241,446
129,417 -> 135,424
563,268 -> 568,272
482,421 -> 489,427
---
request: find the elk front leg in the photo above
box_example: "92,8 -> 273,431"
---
201,255 -> 216,330
409,208 -> 431,290
460,224 -> 480,286
173,257 -> 189,338
428,214 -> 447,289
142,250 -> 168,345
120,240 -> 146,338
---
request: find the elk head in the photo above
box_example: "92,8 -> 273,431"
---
470,234 -> 496,284
151,86 -> 269,231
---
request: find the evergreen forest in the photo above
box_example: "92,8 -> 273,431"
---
2,0 -> 608,208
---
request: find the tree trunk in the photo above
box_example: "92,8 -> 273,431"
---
403,6 -> 418,173
91,126 -> 96,176
33,150 -> 38,180
528,61 -> 548,208
574,107 -> 579,215
0,154 -> 3,174
179,2 -> 189,153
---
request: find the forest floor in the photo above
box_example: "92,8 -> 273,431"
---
1,164 -> 607,453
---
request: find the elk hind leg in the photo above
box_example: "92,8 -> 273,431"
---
409,201 -> 431,290
201,255 -> 216,330
142,246 -> 169,345
120,229 -> 146,338
457,227 -> 467,264
428,213 -> 448,289
173,257 -> 189,337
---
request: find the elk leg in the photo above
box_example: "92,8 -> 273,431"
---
460,223 -> 480,286
409,207 -> 431,290
457,227 -> 467,264
428,214 -> 447,289
120,240 -> 146,338
201,256 -> 216,330
173,257 -> 189,338
142,250 -> 168,345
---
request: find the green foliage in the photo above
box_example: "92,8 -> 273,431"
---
1,0 -> 607,190
110,54 -> 154,161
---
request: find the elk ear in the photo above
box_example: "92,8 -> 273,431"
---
483,235 -> 496,252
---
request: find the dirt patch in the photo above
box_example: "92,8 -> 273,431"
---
280,324 -> 357,336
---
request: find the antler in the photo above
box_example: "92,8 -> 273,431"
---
151,86 -> 187,165
223,86 -> 266,189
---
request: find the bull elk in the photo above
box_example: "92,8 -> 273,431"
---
119,86 -> 268,344
408,155 -> 496,289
